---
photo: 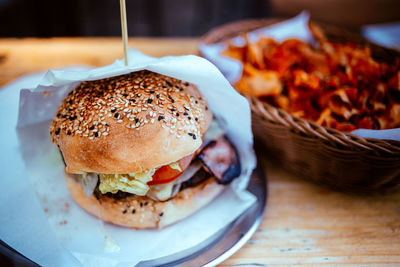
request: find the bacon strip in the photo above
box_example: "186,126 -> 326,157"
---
198,136 -> 241,184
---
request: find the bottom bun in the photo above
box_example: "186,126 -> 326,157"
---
64,173 -> 224,229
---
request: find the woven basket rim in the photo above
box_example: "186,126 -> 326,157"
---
199,18 -> 400,156
249,96 -> 400,156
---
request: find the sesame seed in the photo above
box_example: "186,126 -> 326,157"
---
50,70 -> 208,140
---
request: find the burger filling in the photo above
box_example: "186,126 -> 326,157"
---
98,170 -> 155,196
81,121 -> 241,201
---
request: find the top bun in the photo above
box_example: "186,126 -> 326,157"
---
50,70 -> 212,174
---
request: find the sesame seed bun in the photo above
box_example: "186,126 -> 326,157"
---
50,71 -> 212,174
64,172 -> 224,228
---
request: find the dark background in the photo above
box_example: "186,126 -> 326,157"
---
0,0 -> 269,37
0,0 -> 399,37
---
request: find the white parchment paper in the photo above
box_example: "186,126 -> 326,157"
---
362,21 -> 400,50
199,11 -> 400,141
1,50 -> 256,266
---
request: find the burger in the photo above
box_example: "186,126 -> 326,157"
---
49,70 -> 241,228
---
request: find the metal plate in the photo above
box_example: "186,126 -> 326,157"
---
0,165 -> 267,266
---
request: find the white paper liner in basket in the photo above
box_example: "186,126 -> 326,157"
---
3,49 -> 256,266
199,11 -> 400,141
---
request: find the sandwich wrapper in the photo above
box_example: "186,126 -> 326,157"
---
0,50 -> 256,266
199,11 -> 400,141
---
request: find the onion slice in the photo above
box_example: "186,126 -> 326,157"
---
81,172 -> 98,197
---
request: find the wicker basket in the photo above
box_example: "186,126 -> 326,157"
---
200,18 -> 400,193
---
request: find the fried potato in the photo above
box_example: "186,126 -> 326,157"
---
222,28 -> 400,131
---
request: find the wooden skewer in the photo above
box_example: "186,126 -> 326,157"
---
120,0 -> 129,66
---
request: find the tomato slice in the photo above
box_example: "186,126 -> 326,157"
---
147,154 -> 194,185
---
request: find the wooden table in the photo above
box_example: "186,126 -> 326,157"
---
1,38 -> 399,266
